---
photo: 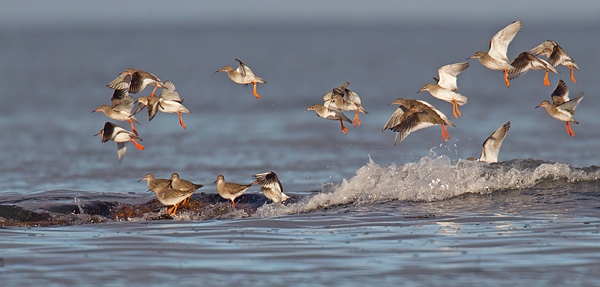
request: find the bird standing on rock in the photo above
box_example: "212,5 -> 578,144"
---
215,174 -> 252,206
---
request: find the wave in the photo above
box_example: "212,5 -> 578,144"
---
254,155 -> 600,217
2,156 -> 599,226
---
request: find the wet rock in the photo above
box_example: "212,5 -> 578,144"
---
0,205 -> 52,222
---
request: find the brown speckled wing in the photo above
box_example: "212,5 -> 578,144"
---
224,181 -> 252,194
235,59 -> 248,78
129,72 -> 145,94
508,52 -> 534,80
389,109 -> 424,134
530,40 -> 555,58
550,79 -> 569,105
101,122 -> 115,143
388,111 -> 434,144
110,89 -> 134,108
382,106 -> 406,131
107,74 -> 132,90
148,98 -> 160,121
548,43 -> 566,66
132,101 -> 146,116
253,172 -> 283,194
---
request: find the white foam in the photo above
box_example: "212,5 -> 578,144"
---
254,156 -> 600,217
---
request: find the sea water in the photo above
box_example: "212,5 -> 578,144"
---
1,20 -> 600,286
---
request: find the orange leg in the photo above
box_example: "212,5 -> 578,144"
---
130,139 -> 145,150
252,82 -> 261,99
167,203 -> 178,216
451,99 -> 462,119
177,112 -> 187,129
353,110 -> 361,127
451,101 -> 457,119
543,70 -> 550,87
231,198 -> 236,206
503,69 -> 510,87
128,119 -> 139,136
569,66 -> 577,84
150,84 -> 159,97
566,122 -> 575,137
441,124 -> 450,142
339,119 -> 348,134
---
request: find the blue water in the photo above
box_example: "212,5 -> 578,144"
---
1,18 -> 600,286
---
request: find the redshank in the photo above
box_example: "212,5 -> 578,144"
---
169,173 -> 203,192
139,173 -> 195,216
418,62 -> 469,118
138,173 -> 169,192
216,59 -> 266,99
93,88 -> 141,136
94,122 -> 144,162
168,173 -> 203,207
530,40 -> 579,84
382,98 -> 455,145
307,103 -> 353,134
133,80 -> 189,128
253,171 -> 289,203
536,79 -> 584,137
133,95 -> 159,121
507,51 -> 559,87
214,174 -> 252,206
477,121 -> 511,163
153,80 -> 190,129
469,20 -> 522,87
322,82 -> 368,127
107,68 -> 165,97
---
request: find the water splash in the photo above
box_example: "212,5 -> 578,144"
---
74,196 -> 85,215
254,156 -> 600,217
2,156 -> 600,226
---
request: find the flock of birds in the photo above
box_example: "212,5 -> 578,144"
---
308,20 -> 582,146
138,171 -> 288,216
92,20 -> 583,216
92,60 -> 283,216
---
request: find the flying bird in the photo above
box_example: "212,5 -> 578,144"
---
418,62 -> 469,118
216,59 -> 266,99
382,98 -> 455,145
322,82 -> 368,127
536,79 -> 584,137
469,20 -> 522,87
94,122 -> 144,163
530,40 -> 579,84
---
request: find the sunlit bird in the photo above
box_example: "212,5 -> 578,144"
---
469,20 -> 522,87
216,59 -> 266,99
